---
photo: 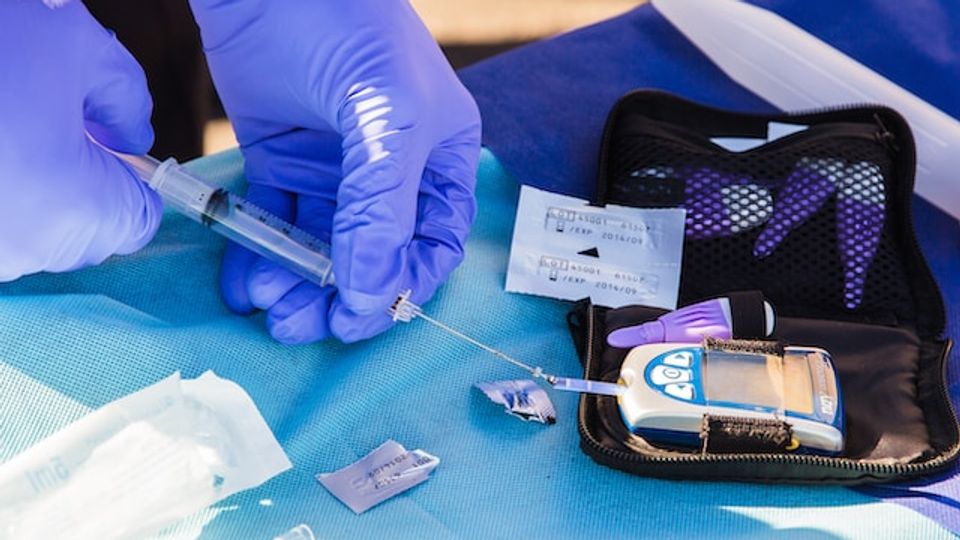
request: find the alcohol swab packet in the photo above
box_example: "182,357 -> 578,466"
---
475,380 -> 557,425
0,371 -> 291,539
316,440 -> 439,514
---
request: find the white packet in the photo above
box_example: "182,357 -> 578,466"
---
0,371 -> 291,539
505,185 -> 686,309
317,440 -> 439,514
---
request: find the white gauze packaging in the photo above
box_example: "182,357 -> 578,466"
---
0,371 -> 291,539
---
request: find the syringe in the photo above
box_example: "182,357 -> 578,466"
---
122,154 -> 622,397
122,155 -> 336,288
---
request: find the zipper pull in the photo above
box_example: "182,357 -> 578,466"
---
873,113 -> 900,152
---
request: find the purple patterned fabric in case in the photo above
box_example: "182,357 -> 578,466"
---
753,159 -> 839,258
758,158 -> 885,309
629,157 -> 886,309
835,161 -> 886,309
630,166 -> 773,240
684,168 -> 774,240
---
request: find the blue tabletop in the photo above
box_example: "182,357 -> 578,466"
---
0,149 -> 954,539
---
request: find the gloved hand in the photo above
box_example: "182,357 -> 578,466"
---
0,2 -> 162,282
189,0 -> 481,343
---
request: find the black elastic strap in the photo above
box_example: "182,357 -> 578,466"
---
728,290 -> 767,339
566,298 -> 593,364
700,414 -> 793,454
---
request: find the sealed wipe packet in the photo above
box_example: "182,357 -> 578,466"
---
0,371 -> 291,539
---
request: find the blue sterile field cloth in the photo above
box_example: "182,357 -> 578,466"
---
0,149 -> 955,539
460,1 -> 960,531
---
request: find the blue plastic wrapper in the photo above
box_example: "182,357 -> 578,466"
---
475,380 -> 557,425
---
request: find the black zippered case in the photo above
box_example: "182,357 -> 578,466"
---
567,90 -> 959,483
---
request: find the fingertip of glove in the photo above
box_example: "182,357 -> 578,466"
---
219,245 -> 258,314
128,120 -> 156,156
84,39 -> 155,155
265,285 -> 335,344
267,320 -> 330,345
110,162 -> 164,256
752,229 -> 782,259
267,323 -> 311,345
329,300 -> 394,344
246,261 -> 305,310
220,276 -> 256,315
86,121 -> 155,157
222,291 -> 256,315
335,285 -> 399,317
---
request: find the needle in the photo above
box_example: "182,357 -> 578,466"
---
390,290 -> 624,396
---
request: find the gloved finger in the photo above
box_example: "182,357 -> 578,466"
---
836,162 -> 886,309
327,228 -> 463,343
220,243 -> 260,314
34,140 -> 164,272
332,106 -> 427,316
246,257 -> 305,311
329,138 -> 480,343
77,21 -> 160,258
238,192 -> 338,340
244,129 -> 341,242
295,192 -> 337,245
391,138 -> 479,298
242,128 -> 343,198
264,282 -> 337,344
241,130 -> 340,312
83,30 -> 154,154
219,184 -> 295,314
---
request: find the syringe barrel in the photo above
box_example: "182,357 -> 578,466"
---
124,155 -> 217,218
122,154 -> 335,288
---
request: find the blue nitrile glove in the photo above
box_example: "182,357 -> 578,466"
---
0,2 -> 162,283
190,0 -> 481,344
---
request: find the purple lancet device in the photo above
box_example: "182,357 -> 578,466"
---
606,297 -> 776,348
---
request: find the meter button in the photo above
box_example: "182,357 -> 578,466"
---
663,352 -> 693,368
650,365 -> 692,385
664,383 -> 695,401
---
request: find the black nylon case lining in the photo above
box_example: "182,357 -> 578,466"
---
573,90 -> 959,484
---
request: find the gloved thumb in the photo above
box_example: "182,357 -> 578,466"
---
83,31 -> 154,155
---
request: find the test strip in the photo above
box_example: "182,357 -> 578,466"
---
550,377 -> 625,396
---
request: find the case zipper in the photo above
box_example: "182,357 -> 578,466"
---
864,110 -> 948,337
629,116 -> 883,155
577,305 -> 959,478
584,91 -> 958,480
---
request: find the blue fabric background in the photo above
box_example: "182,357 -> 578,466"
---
0,150 -> 953,539
0,1 -> 958,536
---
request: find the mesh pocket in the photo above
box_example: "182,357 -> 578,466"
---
604,126 -> 913,321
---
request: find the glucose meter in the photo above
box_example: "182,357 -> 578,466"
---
618,342 -> 843,454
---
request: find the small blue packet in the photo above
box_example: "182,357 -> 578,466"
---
475,380 -> 557,425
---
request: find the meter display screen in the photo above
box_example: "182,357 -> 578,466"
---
703,350 -> 814,414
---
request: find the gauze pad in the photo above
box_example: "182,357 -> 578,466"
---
0,371 -> 291,539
